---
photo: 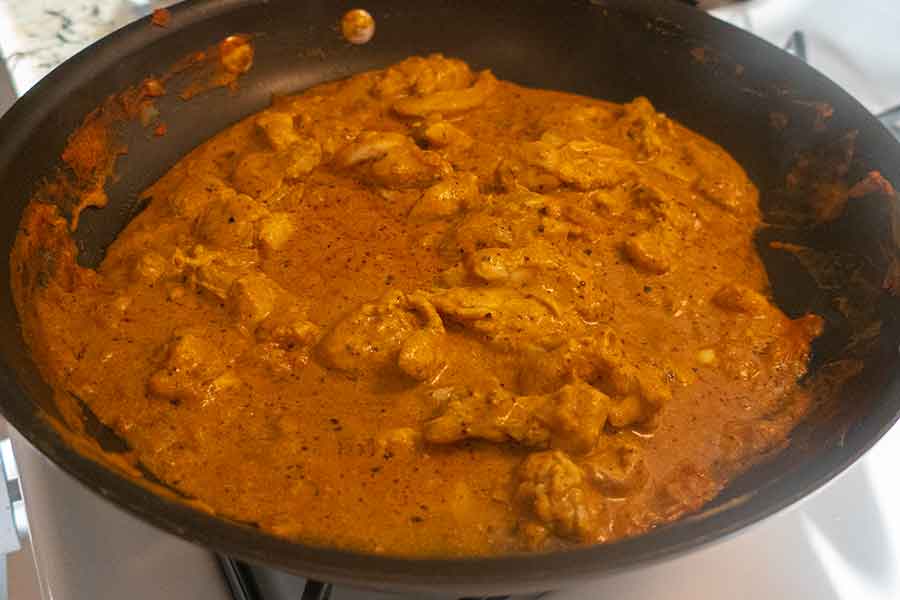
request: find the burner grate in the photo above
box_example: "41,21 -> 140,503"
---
217,555 -> 516,600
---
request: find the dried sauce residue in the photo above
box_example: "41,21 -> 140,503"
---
794,100 -> 834,132
769,112 -> 789,131
784,130 -> 857,223
847,171 -> 900,294
179,35 -> 254,100
690,47 -> 709,64
778,130 -> 900,295
151,8 -> 172,28
29,35 -> 254,231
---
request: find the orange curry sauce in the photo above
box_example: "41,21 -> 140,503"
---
12,55 -> 822,557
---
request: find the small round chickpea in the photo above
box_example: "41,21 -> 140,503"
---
341,9 -> 375,45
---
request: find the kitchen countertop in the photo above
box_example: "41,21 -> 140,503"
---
0,0 -> 175,94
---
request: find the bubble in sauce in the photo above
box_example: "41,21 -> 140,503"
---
341,9 -> 375,45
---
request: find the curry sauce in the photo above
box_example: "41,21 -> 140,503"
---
11,55 -> 822,557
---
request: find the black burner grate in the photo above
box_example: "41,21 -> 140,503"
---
217,555 -> 516,600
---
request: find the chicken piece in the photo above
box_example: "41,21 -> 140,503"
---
459,240 -> 610,322
613,97 -> 666,159
232,152 -> 285,200
446,192 -> 580,256
282,139 -> 323,178
227,273 -> 284,331
466,245 -> 558,284
516,450 -> 602,544
581,438 -> 649,497
257,212 -> 295,252
256,304 -> 319,349
251,304 -> 320,374
166,173 -> 237,219
333,131 -> 408,167
173,245 -> 259,301
415,120 -> 473,149
148,331 -> 238,406
409,173 -> 480,221
464,235 -> 588,284
255,111 -> 300,151
712,282 -> 772,316
518,334 -> 626,394
232,139 -> 322,199
517,332 -> 669,427
375,54 -> 474,98
397,329 -> 446,381
694,176 -> 753,214
318,291 -> 444,374
130,251 -> 169,284
631,184 -> 696,230
424,381 -> 609,454
293,116 -> 362,160
498,132 -> 638,192
393,70 -> 497,117
536,104 -> 619,139
622,227 -> 673,274
195,193 -> 269,249
426,287 -> 574,350
333,131 -> 451,189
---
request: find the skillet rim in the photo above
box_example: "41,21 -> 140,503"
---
0,0 -> 899,593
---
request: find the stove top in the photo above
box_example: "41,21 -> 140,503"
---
2,1 -> 900,599
10,421 -> 900,600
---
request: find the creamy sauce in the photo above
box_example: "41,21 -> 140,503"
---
11,55 -> 822,557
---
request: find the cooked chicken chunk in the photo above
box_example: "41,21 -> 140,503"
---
232,139 -> 322,199
415,120 -> 473,149
516,450 -> 602,545
255,111 -> 301,151
622,227 -> 674,274
427,287 -> 574,350
166,173 -> 237,219
517,331 -> 671,427
172,244 -> 258,300
318,291 -> 444,375
613,97 -> 667,159
424,381 -> 609,454
397,329 -> 446,382
255,304 -> 319,349
257,212 -> 295,252
148,331 -> 239,406
195,194 -> 269,249
712,282 -> 772,316
130,251 -> 169,284
498,132 -> 638,192
227,274 -> 283,330
375,54 -> 474,98
446,192 -> 582,256
409,173 -> 480,221
333,131 -> 451,189
393,70 -> 498,117
694,176 -> 752,214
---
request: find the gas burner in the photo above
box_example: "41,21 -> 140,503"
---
217,555 -> 531,600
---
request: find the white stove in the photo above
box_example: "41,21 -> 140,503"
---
1,1 -> 899,599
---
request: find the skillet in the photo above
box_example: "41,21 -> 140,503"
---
0,0 -> 898,594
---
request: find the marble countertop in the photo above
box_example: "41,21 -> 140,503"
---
0,0 -> 176,94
